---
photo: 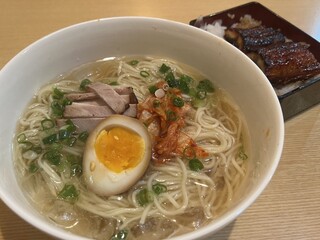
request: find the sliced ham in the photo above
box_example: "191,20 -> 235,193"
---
63,102 -> 114,118
88,82 -> 129,113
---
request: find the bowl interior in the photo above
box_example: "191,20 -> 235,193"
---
0,17 -> 284,240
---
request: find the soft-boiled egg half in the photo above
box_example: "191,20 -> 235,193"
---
83,115 -> 152,196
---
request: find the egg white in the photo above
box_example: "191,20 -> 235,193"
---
83,115 -> 151,196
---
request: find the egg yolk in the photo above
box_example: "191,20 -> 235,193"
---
94,127 -> 145,173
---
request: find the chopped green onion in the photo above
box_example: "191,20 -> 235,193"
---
51,101 -> 64,117
58,129 -> 72,140
17,134 -> 34,151
189,158 -> 204,172
65,137 -> 77,147
128,60 -> 139,66
177,79 -> 190,94
78,131 -> 89,142
182,146 -> 196,160
239,146 -> 248,160
79,79 -> 92,91
152,183 -> 167,195
165,72 -> 177,87
42,133 -> 58,145
153,99 -> 161,108
70,163 -> 82,177
20,141 -> 34,151
31,145 -> 43,154
41,119 -> 55,130
148,85 -> 158,94
111,229 -> 128,240
197,79 -> 214,93
196,90 -> 207,100
61,98 -> 72,106
29,161 -> 39,173
44,150 -> 61,166
52,87 -> 64,99
179,74 -> 193,84
159,63 -> 171,74
57,184 -> 79,203
166,110 -> 177,121
140,70 -> 150,78
109,81 -> 119,86
172,97 -> 184,107
17,133 -> 27,143
48,142 -> 63,151
192,98 -> 206,108
137,188 -> 153,206
65,119 -> 76,131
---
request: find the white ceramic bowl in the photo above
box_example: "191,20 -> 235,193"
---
0,17 -> 284,240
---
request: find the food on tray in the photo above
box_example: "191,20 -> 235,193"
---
224,26 -> 285,52
200,15 -> 320,87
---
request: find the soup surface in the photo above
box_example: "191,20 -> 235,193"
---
14,56 -> 249,239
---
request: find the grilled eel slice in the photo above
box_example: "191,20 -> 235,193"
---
224,26 -> 285,52
247,42 -> 320,86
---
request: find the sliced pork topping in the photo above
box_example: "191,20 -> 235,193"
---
87,82 -> 129,114
123,104 -> 138,118
65,92 -> 97,101
63,102 -> 114,118
57,81 -> 139,132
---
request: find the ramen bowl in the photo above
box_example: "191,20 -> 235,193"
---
0,17 -> 284,240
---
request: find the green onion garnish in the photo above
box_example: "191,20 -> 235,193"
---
29,161 -> 39,173
17,133 -> 27,143
189,159 -> 204,172
140,70 -> 150,78
109,81 -> 119,86
152,183 -> 167,195
159,63 -> 171,74
58,129 -> 72,140
31,145 -> 43,154
128,60 -> 139,66
166,110 -> 177,121
182,146 -> 196,160
196,90 -> 207,100
197,79 -> 214,93
51,101 -> 64,117
42,133 -> 58,145
57,184 -> 79,203
153,99 -> 161,108
78,131 -> 89,142
148,85 -> 158,94
41,119 -> 55,130
52,87 -> 64,99
79,79 -> 92,91
65,137 -> 77,147
44,150 -> 61,166
70,163 -> 82,177
177,79 -> 190,94
239,146 -> 248,160
165,72 -> 177,87
172,97 -> 184,107
137,188 -> 153,206
111,229 -> 128,240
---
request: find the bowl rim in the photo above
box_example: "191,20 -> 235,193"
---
0,16 -> 284,240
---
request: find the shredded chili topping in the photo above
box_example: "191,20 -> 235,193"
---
138,81 -> 208,163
